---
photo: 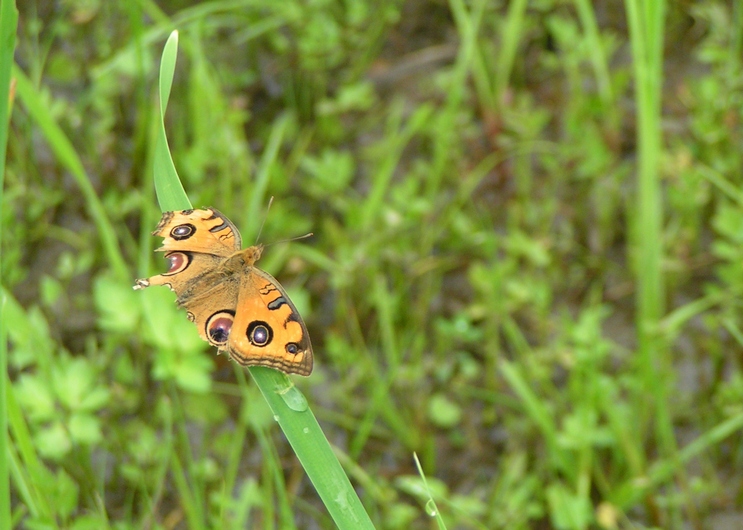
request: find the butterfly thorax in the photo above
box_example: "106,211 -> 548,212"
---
222,245 -> 263,272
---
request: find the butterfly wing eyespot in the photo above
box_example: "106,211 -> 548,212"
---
206,311 -> 235,346
163,252 -> 191,275
170,223 -> 196,240
286,342 -> 299,355
246,320 -> 273,347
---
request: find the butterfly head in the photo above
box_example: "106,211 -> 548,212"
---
235,245 -> 263,267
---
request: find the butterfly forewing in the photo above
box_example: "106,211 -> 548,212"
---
153,208 -> 242,256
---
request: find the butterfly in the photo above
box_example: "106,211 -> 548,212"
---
134,208 -> 313,376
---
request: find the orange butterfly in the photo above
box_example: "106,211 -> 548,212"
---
134,208 -> 313,376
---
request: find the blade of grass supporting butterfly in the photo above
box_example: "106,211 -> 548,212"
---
153,31 -> 375,529
0,1 -> 18,528
154,31 -> 191,212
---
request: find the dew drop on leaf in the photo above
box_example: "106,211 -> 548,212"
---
278,386 -> 308,411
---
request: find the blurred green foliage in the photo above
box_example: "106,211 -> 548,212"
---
4,0 -> 743,529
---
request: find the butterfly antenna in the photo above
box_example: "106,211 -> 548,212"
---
254,196 -> 274,245
264,232 -> 314,248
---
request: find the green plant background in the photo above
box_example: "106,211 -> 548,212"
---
4,1 -> 743,529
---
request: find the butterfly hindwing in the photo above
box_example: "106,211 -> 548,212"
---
227,268 -> 313,376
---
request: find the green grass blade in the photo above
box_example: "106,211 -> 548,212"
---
12,67 -> 129,280
612,412 -> 743,508
0,1 -> 18,528
5,358 -> 53,522
154,31 -> 191,212
625,0 -> 674,447
625,2 -> 685,524
573,0 -> 614,107
151,32 -> 375,529
500,360 -> 560,458
413,453 -> 447,530
170,453 -> 205,530
245,112 -> 290,238
493,0 -> 527,108
251,367 -> 374,528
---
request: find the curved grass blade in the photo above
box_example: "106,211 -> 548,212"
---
413,453 -> 447,530
151,30 -> 375,529
154,31 -> 190,212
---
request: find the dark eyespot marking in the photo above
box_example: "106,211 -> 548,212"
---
286,342 -> 300,355
247,320 -> 273,347
171,223 -> 196,240
163,252 -> 191,275
267,297 -> 287,311
206,311 -> 235,346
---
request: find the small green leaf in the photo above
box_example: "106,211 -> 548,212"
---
395,475 -> 448,500
140,287 -> 202,352
79,386 -> 111,412
15,374 -> 56,423
68,413 -> 103,445
35,421 -> 72,460
69,514 -> 109,530
52,468 -> 79,520
3,289 -> 55,368
53,357 -> 107,412
94,274 -> 140,333
151,347 -> 212,394
40,274 -> 64,306
172,353 -> 213,394
546,482 -> 592,530
428,393 -> 462,429
302,149 -> 355,194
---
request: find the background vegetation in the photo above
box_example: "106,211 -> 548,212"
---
4,1 -> 743,528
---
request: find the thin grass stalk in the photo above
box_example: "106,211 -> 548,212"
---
153,31 -> 375,529
170,452 -> 205,530
171,388 -> 208,527
254,420 -> 296,529
625,0 -> 674,441
246,113 -> 290,238
221,374 -> 251,513
625,1 -> 687,524
413,453 -> 448,530
431,0 -> 484,198
5,372 -> 53,523
611,411 -> 743,507
728,3 -> 743,82
573,0 -> 614,108
143,392 -> 175,529
493,0 -> 527,109
0,1 -> 18,528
